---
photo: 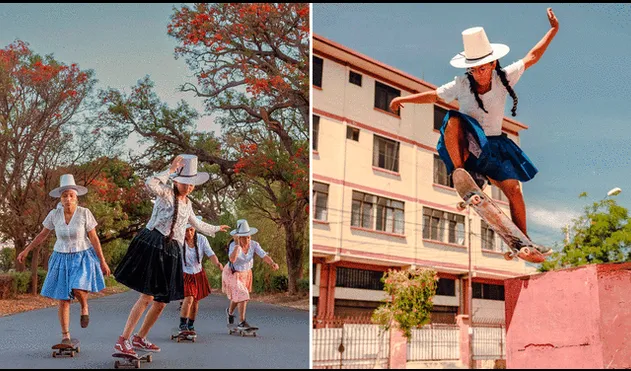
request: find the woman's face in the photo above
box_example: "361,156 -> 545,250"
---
175,181 -> 195,197
238,235 -> 251,247
469,61 -> 496,87
185,226 -> 196,240
60,190 -> 78,209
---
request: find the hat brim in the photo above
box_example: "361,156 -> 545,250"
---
171,172 -> 210,186
49,185 -> 88,198
230,227 -> 258,237
449,43 -> 510,68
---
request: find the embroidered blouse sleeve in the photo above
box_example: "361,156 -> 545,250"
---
84,208 -> 98,233
503,59 -> 525,86
435,77 -> 461,103
199,235 -> 215,257
253,241 -> 267,258
188,211 -> 221,238
145,170 -> 173,200
42,209 -> 56,230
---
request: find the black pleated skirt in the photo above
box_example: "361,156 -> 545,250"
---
114,228 -> 184,303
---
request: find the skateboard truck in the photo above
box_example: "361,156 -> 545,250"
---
112,353 -> 153,369
51,339 -> 80,358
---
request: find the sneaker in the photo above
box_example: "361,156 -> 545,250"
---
114,336 -> 137,357
226,308 -> 235,325
470,171 -> 488,190
237,320 -> 251,330
187,324 -> 195,332
179,323 -> 189,332
132,334 -> 161,352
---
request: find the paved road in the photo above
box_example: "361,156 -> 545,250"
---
0,290 -> 309,369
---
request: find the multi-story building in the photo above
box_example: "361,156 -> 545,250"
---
311,34 -> 537,325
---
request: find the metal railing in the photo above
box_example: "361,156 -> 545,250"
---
407,323 -> 460,361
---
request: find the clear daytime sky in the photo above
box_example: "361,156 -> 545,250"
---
0,3 -> 218,136
314,3 -> 631,248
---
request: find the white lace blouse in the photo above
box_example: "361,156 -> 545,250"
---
182,234 -> 216,275
144,170 -> 220,247
42,206 -> 98,253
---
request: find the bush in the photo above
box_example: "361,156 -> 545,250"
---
11,271 -> 30,294
0,248 -> 15,272
271,274 -> 288,292
297,278 -> 309,293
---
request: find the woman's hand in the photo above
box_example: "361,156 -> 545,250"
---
219,225 -> 230,232
101,261 -> 111,276
547,8 -> 558,30
17,249 -> 29,264
389,97 -> 404,112
169,155 -> 183,174
271,262 -> 279,271
217,262 -> 224,271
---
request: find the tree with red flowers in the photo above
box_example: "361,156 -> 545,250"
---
99,3 -> 309,294
0,40 -> 97,274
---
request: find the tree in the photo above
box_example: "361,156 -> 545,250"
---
99,3 -> 310,294
372,267 -> 438,340
0,40 -> 97,274
540,192 -> 631,272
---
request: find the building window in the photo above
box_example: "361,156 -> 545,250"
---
352,191 -> 404,234
436,278 -> 456,297
433,154 -> 453,187
481,220 -> 496,251
312,263 -> 317,284
374,81 -> 401,115
312,115 -> 320,151
373,135 -> 400,172
313,182 -> 329,221
313,55 -> 323,88
422,207 -> 465,245
492,185 -> 508,203
349,70 -> 362,86
346,126 -> 360,141
473,282 -> 505,301
336,267 -> 385,291
434,105 -> 448,131
376,197 -> 405,234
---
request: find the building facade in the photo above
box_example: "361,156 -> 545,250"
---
312,34 -> 537,326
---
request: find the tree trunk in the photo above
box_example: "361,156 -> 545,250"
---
282,204 -> 306,296
30,247 -> 40,295
14,238 -> 26,272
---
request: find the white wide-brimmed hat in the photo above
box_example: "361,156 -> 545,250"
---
186,215 -> 202,229
449,27 -> 510,69
230,219 -> 258,237
170,154 -> 210,186
49,174 -> 88,198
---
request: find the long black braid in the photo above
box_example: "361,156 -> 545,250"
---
466,61 -> 519,117
167,184 -> 180,242
494,61 -> 519,117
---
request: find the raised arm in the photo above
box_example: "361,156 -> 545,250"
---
145,155 -> 183,199
390,90 -> 438,112
523,8 -> 559,70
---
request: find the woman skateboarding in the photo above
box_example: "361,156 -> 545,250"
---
390,8 -> 559,252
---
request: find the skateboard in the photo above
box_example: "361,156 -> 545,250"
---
112,351 -> 153,369
170,328 -> 197,343
228,323 -> 258,337
51,338 -> 80,358
452,168 -> 552,263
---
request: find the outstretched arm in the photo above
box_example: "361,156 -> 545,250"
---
389,91 -> 438,112
523,8 -> 559,70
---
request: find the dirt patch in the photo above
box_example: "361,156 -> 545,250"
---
0,285 -> 129,317
249,291 -> 310,311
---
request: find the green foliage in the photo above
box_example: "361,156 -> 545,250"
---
372,267 -> 438,340
11,271 -> 30,294
540,193 -> 631,272
102,239 -> 131,271
0,248 -> 15,272
297,278 -> 309,293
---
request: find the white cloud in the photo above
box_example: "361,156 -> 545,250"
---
527,206 -> 581,231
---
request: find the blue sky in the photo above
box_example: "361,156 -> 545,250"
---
313,3 -> 631,248
0,3 -> 217,134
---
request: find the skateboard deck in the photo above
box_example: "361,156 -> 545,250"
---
170,328 -> 197,342
228,323 -> 258,337
452,168 -> 552,263
51,338 -> 80,357
112,351 -> 153,369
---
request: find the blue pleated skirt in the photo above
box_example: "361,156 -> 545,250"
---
40,247 -> 106,300
436,110 -> 538,182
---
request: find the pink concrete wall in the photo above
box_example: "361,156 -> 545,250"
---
505,263 -> 631,369
596,264 -> 631,368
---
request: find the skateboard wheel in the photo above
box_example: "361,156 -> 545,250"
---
471,195 -> 482,205
176,337 -> 180,343
115,360 -> 120,369
76,347 -> 80,353
504,252 -> 513,261
147,355 -> 152,363
457,202 -> 466,211
521,247 -> 531,255
52,351 -> 57,358
70,351 -> 75,357
135,360 -> 140,368
253,332 -> 257,337
192,338 -> 196,343
240,332 -> 244,337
